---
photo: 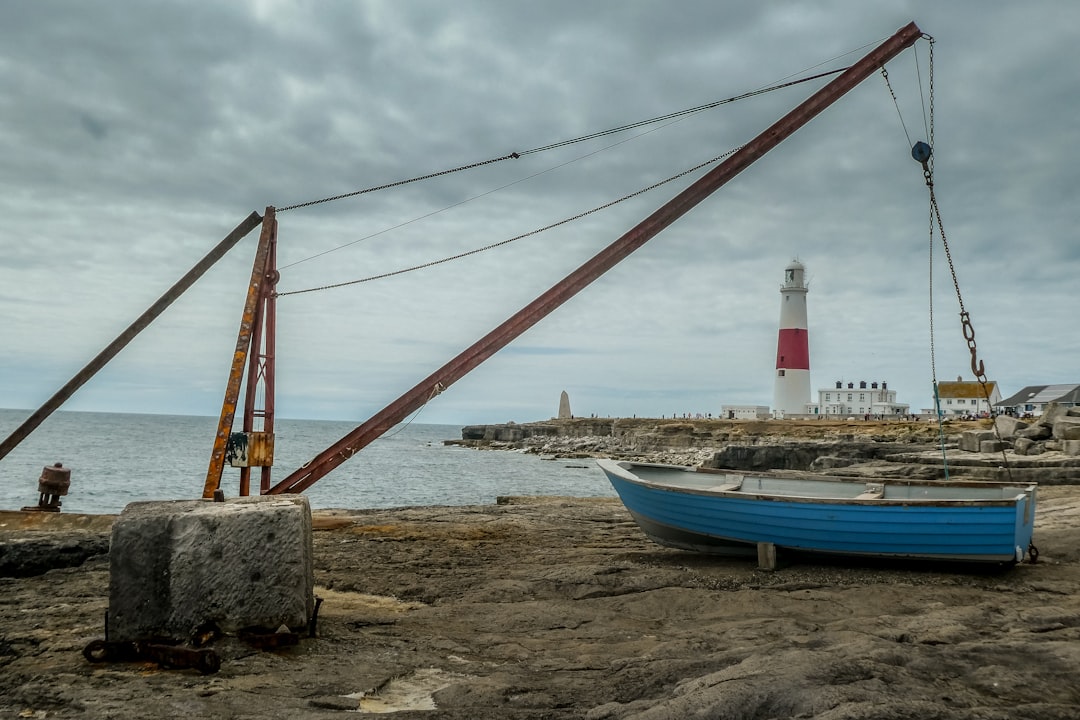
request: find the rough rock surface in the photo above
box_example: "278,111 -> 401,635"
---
962,404 -> 1080,458
458,416 -> 1080,484
2,490 -> 1080,719
108,495 -> 314,642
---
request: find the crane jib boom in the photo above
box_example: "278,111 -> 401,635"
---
267,21 -> 924,495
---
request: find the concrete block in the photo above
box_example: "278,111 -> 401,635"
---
1052,419 -> 1080,441
979,440 -> 1004,453
1063,440 -> 1080,457
959,431 -> 994,452
108,495 -> 313,643
994,415 -> 1027,439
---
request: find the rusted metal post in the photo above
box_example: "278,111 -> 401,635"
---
260,236 -> 278,495
203,208 -> 277,498
0,212 -> 262,464
268,22 -> 924,495
239,224 -> 279,496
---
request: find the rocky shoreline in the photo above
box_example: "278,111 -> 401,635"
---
3,413 -> 1080,718
453,413 -> 1080,485
3,492 -> 1080,718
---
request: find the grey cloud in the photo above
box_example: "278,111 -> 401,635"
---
1,1 -> 1077,426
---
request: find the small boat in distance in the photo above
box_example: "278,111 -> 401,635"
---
597,460 -> 1037,565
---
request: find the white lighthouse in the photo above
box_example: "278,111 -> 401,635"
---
773,259 -> 811,416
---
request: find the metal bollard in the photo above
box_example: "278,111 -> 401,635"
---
22,462 -> 71,512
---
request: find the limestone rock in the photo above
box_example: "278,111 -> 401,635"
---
1017,424 -> 1052,441
993,415 -> 1028,438
959,430 -> 995,452
0,532 -> 109,577
1040,402 -> 1071,426
108,495 -> 314,643
1021,440 -> 1045,455
1053,418 -> 1080,440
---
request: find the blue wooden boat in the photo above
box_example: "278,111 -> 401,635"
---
597,460 -> 1037,564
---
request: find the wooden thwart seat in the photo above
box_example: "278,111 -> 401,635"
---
855,483 -> 885,500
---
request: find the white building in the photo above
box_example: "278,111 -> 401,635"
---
932,377 -> 1001,417
721,405 -> 772,420
815,380 -> 910,417
995,383 -> 1077,416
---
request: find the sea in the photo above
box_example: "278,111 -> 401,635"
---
0,409 -> 615,515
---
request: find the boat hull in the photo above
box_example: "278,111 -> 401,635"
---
598,460 -> 1036,564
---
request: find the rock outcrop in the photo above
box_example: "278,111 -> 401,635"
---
5,494 -> 1080,718
458,414 -> 1080,484
959,403 -> 1080,457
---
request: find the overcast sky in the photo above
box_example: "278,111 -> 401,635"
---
2,1 -> 1077,430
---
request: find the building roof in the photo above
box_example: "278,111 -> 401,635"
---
997,383 -> 1080,407
936,380 -> 997,399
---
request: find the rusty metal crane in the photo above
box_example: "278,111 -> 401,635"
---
259,22 -> 926,496
0,23 -> 926,501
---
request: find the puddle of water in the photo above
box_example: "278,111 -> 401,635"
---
347,668 -> 468,713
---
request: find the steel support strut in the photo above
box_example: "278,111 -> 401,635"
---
268,22 -> 923,495
0,212 -> 263,464
239,222 -> 279,495
203,208 -> 277,498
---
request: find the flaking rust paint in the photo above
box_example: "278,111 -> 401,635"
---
204,208 -> 277,497
245,432 -> 275,467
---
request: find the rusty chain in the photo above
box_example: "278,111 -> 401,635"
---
914,36 -> 1015,487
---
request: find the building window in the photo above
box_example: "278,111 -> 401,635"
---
847,394 -> 852,401
778,369 -> 785,376
825,393 -> 831,401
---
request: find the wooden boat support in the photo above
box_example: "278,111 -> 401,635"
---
267,21 -> 925,495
